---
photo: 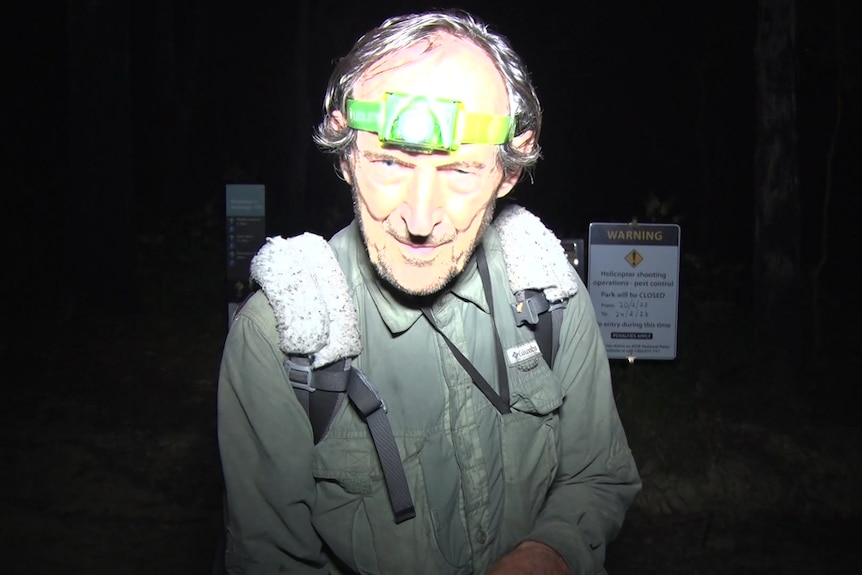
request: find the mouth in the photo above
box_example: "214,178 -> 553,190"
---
394,237 -> 444,259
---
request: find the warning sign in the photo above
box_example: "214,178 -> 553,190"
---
587,223 -> 681,360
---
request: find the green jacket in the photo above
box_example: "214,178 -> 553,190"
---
218,220 -> 641,574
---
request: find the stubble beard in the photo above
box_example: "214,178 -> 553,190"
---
351,185 -> 497,297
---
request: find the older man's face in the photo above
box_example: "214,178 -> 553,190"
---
342,35 -> 523,296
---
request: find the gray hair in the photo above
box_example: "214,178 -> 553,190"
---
313,9 -> 542,179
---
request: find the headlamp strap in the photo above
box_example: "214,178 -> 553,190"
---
345,99 -> 382,134
460,112 -> 514,145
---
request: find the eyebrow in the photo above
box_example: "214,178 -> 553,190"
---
360,150 -> 487,171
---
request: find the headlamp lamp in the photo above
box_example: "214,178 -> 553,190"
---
346,92 -> 514,153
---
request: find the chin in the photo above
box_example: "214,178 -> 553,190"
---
385,266 -> 457,297
392,276 -> 447,297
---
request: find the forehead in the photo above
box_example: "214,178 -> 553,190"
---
352,34 -> 510,116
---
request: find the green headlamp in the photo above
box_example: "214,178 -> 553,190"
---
346,92 -> 514,153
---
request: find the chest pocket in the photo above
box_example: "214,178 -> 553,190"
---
508,347 -> 564,415
310,403 -> 471,574
501,356 -> 563,538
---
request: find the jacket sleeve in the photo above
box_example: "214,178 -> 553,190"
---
217,295 -> 328,574
525,281 -> 642,574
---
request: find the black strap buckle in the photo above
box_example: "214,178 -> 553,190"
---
348,368 -> 387,416
511,291 -> 550,326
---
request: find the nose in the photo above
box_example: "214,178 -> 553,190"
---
400,167 -> 443,238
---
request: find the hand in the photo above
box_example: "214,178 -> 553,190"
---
487,540 -> 570,575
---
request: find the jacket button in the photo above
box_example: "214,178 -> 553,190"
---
476,530 -> 487,544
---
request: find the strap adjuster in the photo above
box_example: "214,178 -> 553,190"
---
511,292 -> 550,326
349,368 -> 387,416
284,357 -> 315,392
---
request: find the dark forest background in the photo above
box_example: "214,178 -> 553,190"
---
7,0 -> 860,321
3,2 -> 862,573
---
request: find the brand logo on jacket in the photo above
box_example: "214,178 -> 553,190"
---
505,340 -> 541,371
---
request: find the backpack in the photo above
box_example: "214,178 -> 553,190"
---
246,204 -> 578,525
212,205 -> 578,574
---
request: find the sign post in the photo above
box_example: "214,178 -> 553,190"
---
587,222 -> 681,360
225,184 -> 266,326
560,237 -> 587,282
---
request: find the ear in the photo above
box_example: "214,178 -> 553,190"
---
329,111 -> 353,184
330,110 -> 348,130
495,129 -> 535,199
340,158 -> 353,185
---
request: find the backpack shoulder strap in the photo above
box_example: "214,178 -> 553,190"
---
519,289 -> 565,367
251,233 -> 362,368
492,204 -> 579,368
250,232 -> 415,524
251,232 -> 362,443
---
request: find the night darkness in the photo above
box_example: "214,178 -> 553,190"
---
8,1 -> 862,308
4,1 -> 862,573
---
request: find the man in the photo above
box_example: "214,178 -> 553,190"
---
218,9 -> 641,574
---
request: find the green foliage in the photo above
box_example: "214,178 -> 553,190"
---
640,192 -> 684,224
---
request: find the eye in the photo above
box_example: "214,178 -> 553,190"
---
370,157 -> 410,170
441,166 -> 474,176
363,155 -> 412,184
442,168 -> 480,193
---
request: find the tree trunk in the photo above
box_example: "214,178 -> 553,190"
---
67,0 -> 135,314
753,0 -> 804,381
266,0 -> 311,236
287,0 -> 311,232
